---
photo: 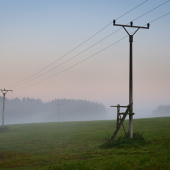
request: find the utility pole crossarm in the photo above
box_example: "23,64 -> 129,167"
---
113,20 -> 150,29
0,89 -> 13,93
110,105 -> 128,108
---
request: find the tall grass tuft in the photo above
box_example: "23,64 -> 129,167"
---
100,131 -> 146,149
0,126 -> 9,132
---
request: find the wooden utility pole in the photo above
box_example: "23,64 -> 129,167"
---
0,89 -> 12,128
56,103 -> 62,122
113,20 -> 149,138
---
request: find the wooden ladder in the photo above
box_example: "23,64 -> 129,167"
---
110,103 -> 133,141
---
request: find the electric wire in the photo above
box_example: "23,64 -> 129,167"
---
7,0 -> 149,88
11,1 -> 170,88
149,11 -> 170,23
12,28 -> 122,88
13,11 -> 170,91
14,35 -> 128,90
133,0 -> 170,22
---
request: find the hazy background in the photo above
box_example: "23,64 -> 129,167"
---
0,97 -> 107,124
0,0 -> 170,121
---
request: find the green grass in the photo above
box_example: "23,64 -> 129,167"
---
0,117 -> 170,170
100,131 -> 147,149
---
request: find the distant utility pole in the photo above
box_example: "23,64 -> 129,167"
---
113,20 -> 149,138
0,89 -> 12,128
56,103 -> 62,122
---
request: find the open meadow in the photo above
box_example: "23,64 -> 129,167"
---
0,117 -> 170,170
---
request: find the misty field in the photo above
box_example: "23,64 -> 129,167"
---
0,117 -> 170,170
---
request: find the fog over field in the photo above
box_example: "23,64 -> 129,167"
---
0,97 -> 108,125
0,96 -> 169,125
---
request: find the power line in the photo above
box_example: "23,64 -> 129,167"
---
149,11 -> 170,23
12,28 -> 122,88
7,0 -> 148,88
133,0 -> 170,22
14,11 -> 170,91
115,0 -> 149,20
11,1 -> 170,88
14,36 -> 128,90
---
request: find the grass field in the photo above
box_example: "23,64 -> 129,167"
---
0,117 -> 170,170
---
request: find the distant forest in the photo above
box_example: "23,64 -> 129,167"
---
152,105 -> 170,117
0,97 -> 107,124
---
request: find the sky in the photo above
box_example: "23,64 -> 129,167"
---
0,0 -> 170,116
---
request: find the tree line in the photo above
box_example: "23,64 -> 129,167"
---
152,105 -> 170,117
0,97 -> 107,124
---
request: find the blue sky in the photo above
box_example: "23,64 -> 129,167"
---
0,0 -> 170,115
